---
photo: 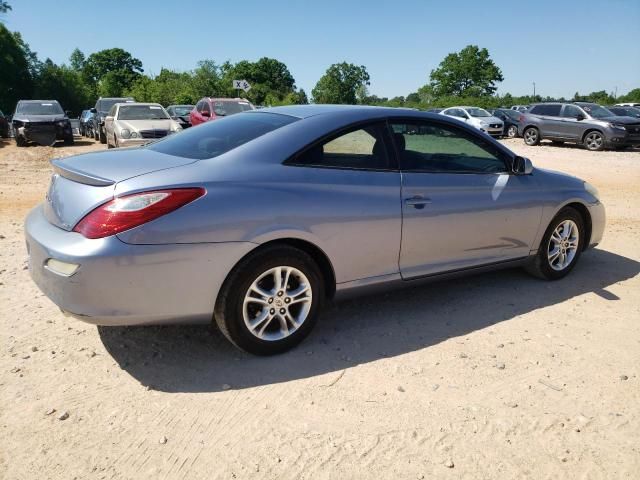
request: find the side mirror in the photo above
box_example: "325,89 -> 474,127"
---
90,108 -> 97,114
513,156 -> 533,175
105,116 -> 114,123
201,110 -> 210,117
576,113 -> 585,121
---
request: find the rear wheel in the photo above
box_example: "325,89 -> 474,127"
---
583,131 -> 604,151
526,207 -> 585,280
214,245 -> 324,355
523,127 -> 540,146
99,126 -> 107,144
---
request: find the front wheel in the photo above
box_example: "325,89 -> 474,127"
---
583,131 -> 604,151
214,245 -> 324,355
506,125 -> 518,138
525,207 -> 585,280
523,127 -> 540,146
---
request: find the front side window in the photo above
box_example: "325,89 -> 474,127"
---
390,121 -> 507,174
292,123 -> 391,170
562,105 -> 583,118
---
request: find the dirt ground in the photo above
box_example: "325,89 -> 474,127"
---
1,136 -> 639,479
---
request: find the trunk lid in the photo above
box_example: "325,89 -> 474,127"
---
45,148 -> 197,231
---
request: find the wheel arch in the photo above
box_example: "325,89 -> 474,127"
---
581,128 -> 604,143
557,201 -> 593,251
220,238 -> 337,303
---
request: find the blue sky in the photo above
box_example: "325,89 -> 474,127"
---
4,0 -> 640,99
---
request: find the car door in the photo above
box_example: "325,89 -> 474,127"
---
105,105 -> 116,142
557,104 -> 585,140
389,119 -> 543,278
530,104 -> 563,138
285,122 -> 402,282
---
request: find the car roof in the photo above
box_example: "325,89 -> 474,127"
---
204,97 -> 251,102
257,104 -> 432,120
115,102 -> 163,107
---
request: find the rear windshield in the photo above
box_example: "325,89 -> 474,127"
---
212,100 -> 254,116
17,102 -> 63,115
147,112 -> 297,160
118,105 -> 169,120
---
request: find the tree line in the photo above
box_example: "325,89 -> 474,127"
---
1,18 -> 638,116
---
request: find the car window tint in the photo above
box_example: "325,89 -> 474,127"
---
293,123 -> 391,170
562,105 -> 582,118
530,104 -> 561,116
390,121 -> 507,174
147,112 -> 297,160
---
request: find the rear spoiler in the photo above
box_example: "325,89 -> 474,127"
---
51,159 -> 115,186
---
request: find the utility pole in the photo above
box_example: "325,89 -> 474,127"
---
533,82 -> 536,100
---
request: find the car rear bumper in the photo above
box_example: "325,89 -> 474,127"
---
25,204 -> 256,326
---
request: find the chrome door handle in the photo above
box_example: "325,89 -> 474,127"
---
405,196 -> 432,208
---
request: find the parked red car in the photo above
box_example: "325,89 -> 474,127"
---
190,97 -> 255,126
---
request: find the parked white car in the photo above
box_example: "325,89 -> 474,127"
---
440,106 -> 504,137
105,103 -> 182,148
511,105 -> 529,112
615,102 -> 640,107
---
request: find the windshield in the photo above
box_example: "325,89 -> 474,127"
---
118,105 -> 169,120
466,108 -> 491,117
172,106 -> 194,116
581,104 -> 614,119
17,102 -> 63,116
212,101 -> 254,117
148,112 -> 297,160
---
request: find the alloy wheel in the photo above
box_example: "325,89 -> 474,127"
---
547,220 -> 579,271
585,132 -> 603,151
524,128 -> 538,145
508,125 -> 517,137
242,266 -> 313,341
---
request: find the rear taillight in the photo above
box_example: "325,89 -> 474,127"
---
73,188 -> 205,239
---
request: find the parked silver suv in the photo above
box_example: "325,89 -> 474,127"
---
519,102 -> 640,151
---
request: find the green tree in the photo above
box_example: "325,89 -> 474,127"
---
83,48 -> 143,96
0,23 -> 32,112
619,88 -> 640,103
312,62 -> 370,104
0,0 -> 11,14
225,57 -> 296,105
69,48 -> 86,71
428,45 -> 503,97
33,59 -> 91,115
12,31 -> 42,78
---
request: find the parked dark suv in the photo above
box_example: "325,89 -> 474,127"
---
90,97 -> 135,144
12,100 -> 74,147
519,102 -> 640,151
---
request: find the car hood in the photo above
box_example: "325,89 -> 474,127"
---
13,114 -> 67,123
472,116 -> 503,124
535,167 -> 585,189
116,119 -> 176,131
602,115 -> 640,125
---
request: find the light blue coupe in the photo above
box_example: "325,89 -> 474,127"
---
25,105 -> 605,354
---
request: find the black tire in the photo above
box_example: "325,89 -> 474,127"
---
94,126 -> 99,141
583,131 -> 604,151
523,127 -> 540,146
15,135 -> 26,147
214,245 -> 325,355
525,207 -> 585,280
506,125 -> 518,138
99,126 -> 107,144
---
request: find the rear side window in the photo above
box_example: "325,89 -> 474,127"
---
390,121 -> 507,174
291,123 -> 392,170
147,112 -> 297,159
530,104 -> 562,116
